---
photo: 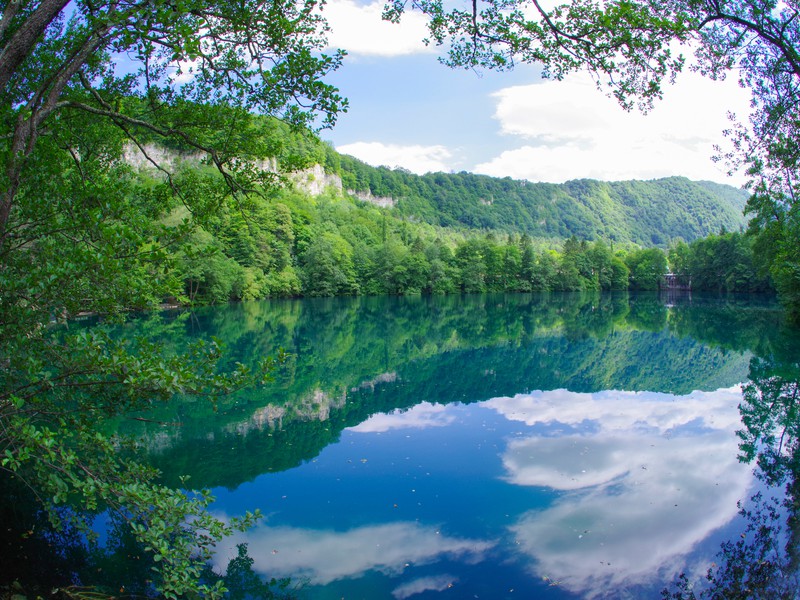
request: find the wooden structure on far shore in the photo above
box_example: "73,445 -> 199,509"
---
661,273 -> 691,291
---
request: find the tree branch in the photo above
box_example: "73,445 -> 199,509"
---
698,9 -> 800,79
0,0 -> 72,90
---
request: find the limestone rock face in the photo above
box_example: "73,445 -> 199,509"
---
123,143 -> 397,208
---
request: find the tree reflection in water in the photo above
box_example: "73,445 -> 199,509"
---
0,475 -> 294,598
665,354 -> 800,599
2,293 -> 797,597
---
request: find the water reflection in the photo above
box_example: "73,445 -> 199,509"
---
349,402 -> 458,433
117,292 -> 758,490
483,388 -> 753,595
664,349 -> 800,598
212,521 -> 494,586
5,292 -> 800,598
390,575 -> 457,599
131,293 -> 793,597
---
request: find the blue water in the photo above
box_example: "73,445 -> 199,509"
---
106,293 -> 795,598
207,389 -> 755,599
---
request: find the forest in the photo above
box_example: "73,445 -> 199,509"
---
133,116 -> 767,304
177,189 -> 772,302
333,152 -> 748,243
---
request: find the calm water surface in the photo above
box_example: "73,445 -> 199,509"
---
112,292 -> 799,598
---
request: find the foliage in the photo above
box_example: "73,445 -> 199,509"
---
95,126 -> 756,304
171,192 -> 657,299
383,0 -> 689,110
382,0 -> 800,316
624,247 -> 668,290
0,0 -> 344,596
739,356 -> 800,487
332,149 -> 748,243
0,477 -> 292,599
669,230 -> 773,293
160,168 -> 771,299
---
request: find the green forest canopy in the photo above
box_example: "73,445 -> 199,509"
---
120,120 -> 760,304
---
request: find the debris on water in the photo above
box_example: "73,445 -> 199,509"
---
543,575 -> 561,587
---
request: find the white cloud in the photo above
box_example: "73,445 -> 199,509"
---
482,387 -> 745,437
476,71 -> 752,184
213,521 -> 494,585
348,401 -> 456,433
480,387 -> 755,596
337,141 -> 453,174
392,574 -> 456,599
323,0 -> 434,56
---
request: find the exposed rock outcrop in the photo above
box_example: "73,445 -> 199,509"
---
347,188 -> 396,208
122,143 -> 397,208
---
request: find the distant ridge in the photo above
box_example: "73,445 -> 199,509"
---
332,151 -> 749,246
124,115 -> 750,247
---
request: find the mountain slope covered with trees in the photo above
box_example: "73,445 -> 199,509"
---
107,119 -> 756,303
327,148 -> 748,245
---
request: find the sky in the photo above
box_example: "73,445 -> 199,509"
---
318,0 -> 753,185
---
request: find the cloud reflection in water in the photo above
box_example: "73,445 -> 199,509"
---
483,387 -> 755,596
348,401 -> 456,433
213,521 -> 494,585
391,574 -> 456,599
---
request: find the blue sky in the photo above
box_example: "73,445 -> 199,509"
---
318,0 -> 752,185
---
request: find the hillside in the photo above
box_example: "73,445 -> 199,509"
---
125,114 -> 750,247
118,119 -> 762,302
328,149 -> 749,246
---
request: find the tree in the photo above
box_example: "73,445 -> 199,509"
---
1,0 -> 344,596
531,250 -> 559,290
455,237 -> 487,292
625,247 -> 668,290
385,0 -> 800,318
668,240 -> 692,287
299,232 -> 358,296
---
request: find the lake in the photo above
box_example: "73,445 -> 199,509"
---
100,292 -> 800,597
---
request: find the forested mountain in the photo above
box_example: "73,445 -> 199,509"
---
127,115 -> 749,247
328,149 -> 749,245
115,119 -> 759,303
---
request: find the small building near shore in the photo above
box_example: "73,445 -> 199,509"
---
662,272 -> 691,291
